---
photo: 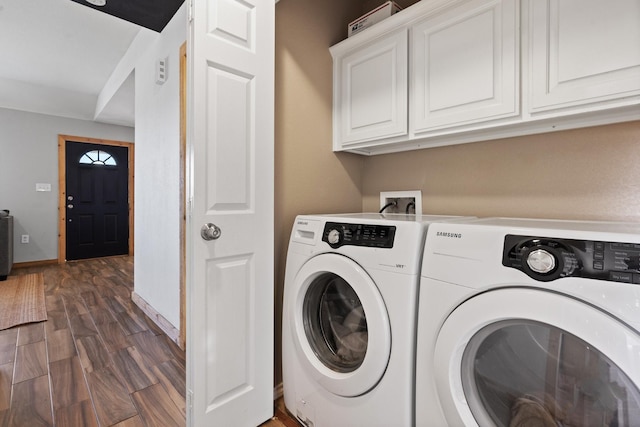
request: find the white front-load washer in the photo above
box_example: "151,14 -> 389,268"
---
282,213 -> 468,427
415,217 -> 640,427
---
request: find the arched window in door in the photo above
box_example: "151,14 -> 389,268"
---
79,150 -> 117,166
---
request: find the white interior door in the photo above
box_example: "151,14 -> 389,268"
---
186,0 -> 275,426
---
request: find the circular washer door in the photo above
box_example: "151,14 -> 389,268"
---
432,288 -> 640,427
290,253 -> 391,397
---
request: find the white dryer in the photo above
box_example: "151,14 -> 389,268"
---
282,213 -> 467,427
415,218 -> 640,427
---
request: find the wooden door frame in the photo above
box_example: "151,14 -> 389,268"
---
179,42 -> 187,349
58,135 -> 135,264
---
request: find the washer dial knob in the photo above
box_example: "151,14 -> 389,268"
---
327,229 -> 341,245
526,249 -> 556,274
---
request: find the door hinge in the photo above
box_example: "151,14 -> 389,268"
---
188,0 -> 193,23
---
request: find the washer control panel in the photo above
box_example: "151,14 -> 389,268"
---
503,234 -> 640,284
322,222 -> 396,249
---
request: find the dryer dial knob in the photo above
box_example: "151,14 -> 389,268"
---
526,249 -> 556,274
327,229 -> 341,245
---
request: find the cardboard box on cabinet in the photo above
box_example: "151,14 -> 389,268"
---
348,1 -> 403,37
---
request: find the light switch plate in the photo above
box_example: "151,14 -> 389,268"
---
36,183 -> 51,192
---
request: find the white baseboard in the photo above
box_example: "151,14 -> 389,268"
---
132,291 -> 180,345
273,382 -> 283,400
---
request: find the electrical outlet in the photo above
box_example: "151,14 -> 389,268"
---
21,234 -> 29,244
380,191 -> 422,214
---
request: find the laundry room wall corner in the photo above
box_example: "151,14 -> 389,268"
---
274,0 -> 367,386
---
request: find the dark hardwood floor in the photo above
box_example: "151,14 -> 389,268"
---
0,256 -> 301,427
0,256 -> 185,426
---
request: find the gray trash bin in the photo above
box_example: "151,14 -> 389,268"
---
0,211 -> 13,281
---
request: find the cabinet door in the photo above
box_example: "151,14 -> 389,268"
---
411,0 -> 518,134
333,29 -> 407,147
529,0 -> 640,113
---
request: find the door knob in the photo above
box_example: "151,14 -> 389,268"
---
201,223 -> 222,241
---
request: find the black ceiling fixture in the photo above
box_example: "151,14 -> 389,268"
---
71,0 -> 185,33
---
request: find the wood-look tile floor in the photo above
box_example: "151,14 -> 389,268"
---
259,398 -> 301,427
0,256 -> 301,427
0,257 -> 186,427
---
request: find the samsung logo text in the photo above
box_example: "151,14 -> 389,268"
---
436,231 -> 462,239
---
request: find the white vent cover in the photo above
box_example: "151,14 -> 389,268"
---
156,57 -> 168,84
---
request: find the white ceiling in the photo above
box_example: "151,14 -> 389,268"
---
0,0 -> 151,127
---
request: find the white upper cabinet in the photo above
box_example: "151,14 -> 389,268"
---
330,0 -> 640,155
528,0 -> 640,114
332,29 -> 408,147
411,0 -> 518,134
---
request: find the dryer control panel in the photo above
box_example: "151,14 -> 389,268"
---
503,234 -> 640,284
322,222 -> 396,249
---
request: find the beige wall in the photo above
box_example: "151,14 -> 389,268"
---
274,0 -> 366,384
363,121 -> 640,222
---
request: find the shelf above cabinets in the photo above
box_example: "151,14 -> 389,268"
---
330,0 -> 640,155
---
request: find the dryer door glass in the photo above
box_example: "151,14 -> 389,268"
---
461,320 -> 640,427
303,272 -> 367,372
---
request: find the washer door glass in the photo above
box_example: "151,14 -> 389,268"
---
432,288 -> 640,426
462,320 -> 640,427
303,272 -> 367,372
291,253 -> 391,397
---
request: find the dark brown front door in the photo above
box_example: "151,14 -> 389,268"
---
65,141 -> 129,260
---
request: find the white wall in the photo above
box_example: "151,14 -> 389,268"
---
0,107 -> 134,263
0,78 -> 98,122
133,4 -> 186,330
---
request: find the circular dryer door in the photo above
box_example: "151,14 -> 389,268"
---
432,288 -> 640,427
290,253 -> 391,397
